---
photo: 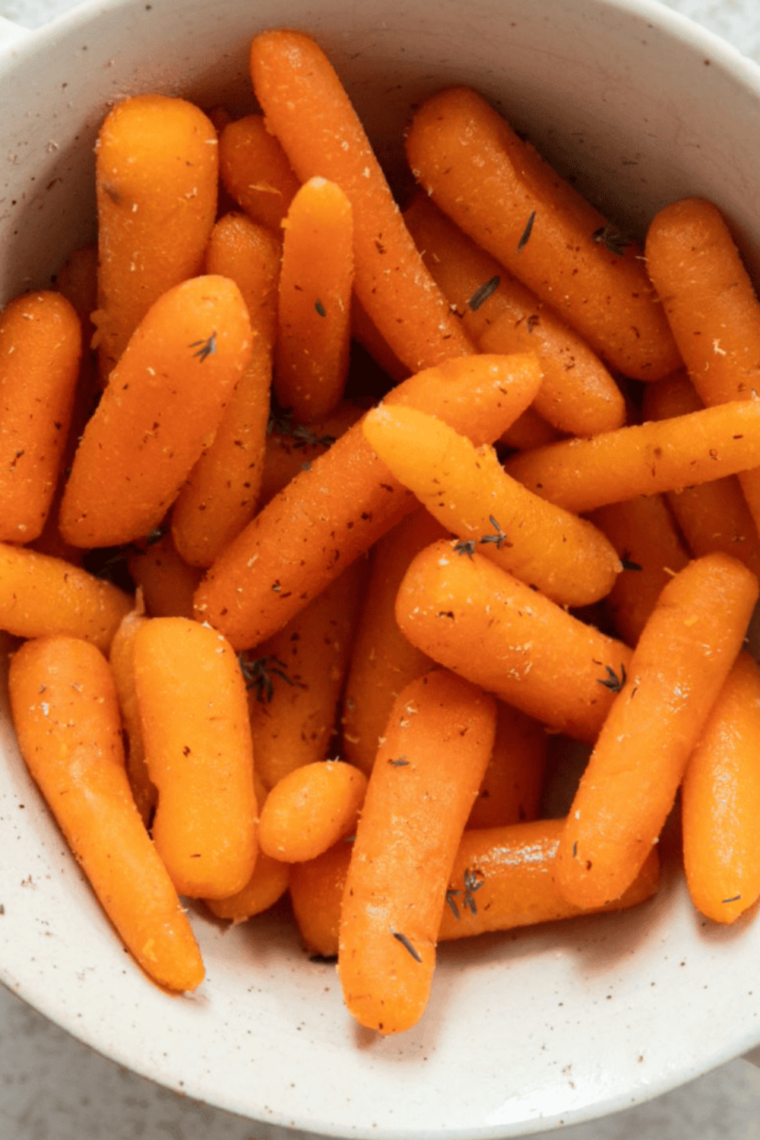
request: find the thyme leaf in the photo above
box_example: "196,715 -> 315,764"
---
517,210 -> 536,252
597,663 -> 627,692
468,275 -> 500,311
189,330 -> 217,362
392,930 -> 422,962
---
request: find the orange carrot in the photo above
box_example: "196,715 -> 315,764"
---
195,352 -> 543,650
59,275 -> 252,550
555,552 -> 759,909
467,701 -> 547,829
405,86 -> 681,381
127,531 -> 203,620
133,616 -> 258,899
218,112 -> 300,232
93,94 -> 218,379
258,760 -> 367,863
108,605 -> 155,826
289,840 -> 353,958
349,295 -> 410,386
204,850 -> 291,923
8,635 -> 204,991
500,406 -> 561,451
259,399 -> 366,507
395,539 -> 632,744
249,29 -> 476,374
338,668 -> 496,1034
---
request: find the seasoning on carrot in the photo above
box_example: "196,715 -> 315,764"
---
259,399 -> 365,507
218,112 -> 300,233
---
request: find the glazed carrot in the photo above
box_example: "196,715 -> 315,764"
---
8,635 -> 204,991
244,559 -> 367,790
0,291 -> 82,543
218,112 -> 300,232
404,193 -> 625,436
171,215 -> 281,567
60,275 -> 252,550
133,617 -> 258,899
204,850 -> 291,924
249,29 -> 476,374
341,508 -> 445,775
405,86 -> 681,381
127,531 -> 203,620
259,399 -> 366,507
467,701 -> 548,829
349,295 -> 410,386
195,352 -> 543,650
500,406 -> 561,451
555,552 -> 759,909
108,605 -> 155,826
290,839 -> 353,958
362,403 -> 622,607
258,760 -> 367,863
93,93 -> 218,379
338,668 -> 497,1034
504,399 -> 760,515
395,540 -> 632,744
681,651 -> 760,924
0,543 -> 132,652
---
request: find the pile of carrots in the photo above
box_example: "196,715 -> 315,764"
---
4,26 -> 760,1035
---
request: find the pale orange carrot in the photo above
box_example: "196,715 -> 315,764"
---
467,701 -> 548,829
218,112 -> 300,232
258,760 -> 367,863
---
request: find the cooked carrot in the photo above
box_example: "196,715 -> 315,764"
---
338,668 -> 497,1034
243,558 -> 367,789
504,398 -> 760,515
349,295 -> 410,386
171,216 -> 281,567
289,839 -> 353,958
405,86 -> 681,381
259,399 -> 366,507
0,543 -> 132,652
258,760 -> 367,863
249,29 -> 476,374
204,850 -> 291,923
500,406 -> 561,451
195,352 -> 543,650
341,508 -> 445,775
467,701 -> 547,829
8,635 -> 204,991
108,605 -> 155,826
555,552 -> 759,909
93,93 -> 218,379
395,539 -> 632,744
681,651 -> 760,924
218,112 -> 300,232
362,403 -> 621,607
404,193 -> 625,436
127,531 -> 203,620
59,275 -> 252,550
133,616 -> 258,899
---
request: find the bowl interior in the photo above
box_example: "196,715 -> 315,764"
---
2,0 -> 760,1137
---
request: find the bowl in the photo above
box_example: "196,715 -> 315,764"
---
2,0 -> 760,1136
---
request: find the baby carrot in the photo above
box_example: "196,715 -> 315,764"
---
204,850 -> 291,923
249,29 -> 476,374
259,399 -> 365,507
405,86 -> 681,381
338,668 -> 497,1034
289,840 -> 352,958
108,605 -> 155,826
93,93 -> 218,379
467,701 -> 548,829
195,352 -> 543,650
362,403 -> 621,608
59,275 -> 252,550
395,539 -> 632,744
681,651 -> 760,924
218,112 -> 300,232
555,552 -> 759,909
133,617 -> 258,899
258,760 -> 367,863
127,531 -> 203,620
8,635 -> 204,992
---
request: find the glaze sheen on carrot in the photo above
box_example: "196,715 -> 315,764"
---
8,635 -> 204,992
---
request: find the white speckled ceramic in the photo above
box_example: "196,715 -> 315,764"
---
1,1 -> 760,1136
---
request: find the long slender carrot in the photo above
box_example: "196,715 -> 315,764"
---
467,701 -> 548,829
249,29 -> 476,374
194,352 -> 543,650
258,760 -> 367,863
218,112 -> 300,232
8,635 -> 204,991
555,552 -> 759,909
405,85 -> 681,381
338,668 -> 496,1034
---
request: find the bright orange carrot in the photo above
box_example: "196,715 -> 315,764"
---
195,352 -> 543,650
8,635 -> 204,991
258,760 -> 367,863
93,94 -> 218,379
555,552 -> 759,909
467,701 -> 547,829
249,29 -> 476,374
204,850 -> 291,923
362,403 -> 621,607
289,840 -> 353,958
127,531 -> 203,620
395,540 -> 632,744
338,668 -> 497,1034
133,617 -> 258,899
108,605 -> 155,826
218,112 -> 300,232
60,275 -> 252,550
405,86 -> 681,381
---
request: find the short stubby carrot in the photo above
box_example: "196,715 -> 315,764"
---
0,543 -> 132,653
204,850 -> 291,924
258,760 -> 367,863
127,532 -> 203,620
681,651 -> 760,924
8,635 -> 204,992
249,28 -> 476,374
467,701 -> 548,829
59,275 -> 252,550
555,552 -> 759,909
395,540 -> 632,744
194,352 -> 543,650
132,616 -> 258,899
405,85 -> 681,381
0,291 -> 82,543
93,93 -> 218,379
218,112 -> 300,233
338,668 -> 497,1035
362,403 -> 621,608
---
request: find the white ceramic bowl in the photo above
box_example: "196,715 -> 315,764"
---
2,1 -> 760,1136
